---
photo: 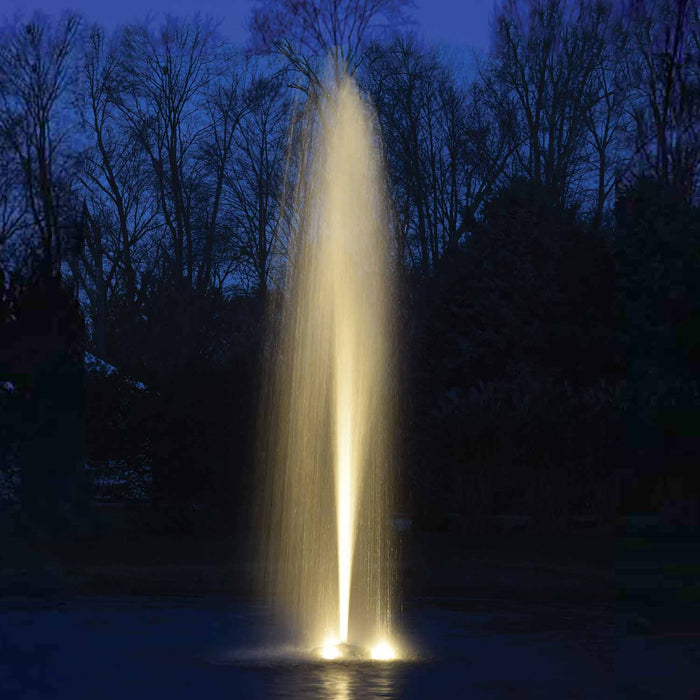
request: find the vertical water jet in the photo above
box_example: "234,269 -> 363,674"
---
258,75 -> 396,653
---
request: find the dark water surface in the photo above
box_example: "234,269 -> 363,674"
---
1,596 -> 697,698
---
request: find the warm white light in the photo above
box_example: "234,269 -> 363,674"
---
336,435 -> 353,643
261,75 -> 396,652
370,640 -> 396,661
319,644 -> 342,660
318,638 -> 342,660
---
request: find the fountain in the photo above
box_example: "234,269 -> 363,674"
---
257,74 -> 397,661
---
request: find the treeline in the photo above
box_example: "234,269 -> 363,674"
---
1,0 -> 699,533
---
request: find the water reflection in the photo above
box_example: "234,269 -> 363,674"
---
214,644 -> 406,699
321,667 -> 350,700
314,662 -> 399,699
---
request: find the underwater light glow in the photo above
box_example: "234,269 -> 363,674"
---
370,640 -> 396,661
319,643 -> 343,660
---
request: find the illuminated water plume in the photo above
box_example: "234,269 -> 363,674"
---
258,75 -> 396,653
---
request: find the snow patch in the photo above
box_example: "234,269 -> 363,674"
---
84,352 -> 146,390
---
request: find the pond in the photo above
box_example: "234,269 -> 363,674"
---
0,596 -> 695,698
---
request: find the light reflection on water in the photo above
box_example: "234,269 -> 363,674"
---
303,662 -> 401,699
211,647 -> 408,699
323,668 -> 350,700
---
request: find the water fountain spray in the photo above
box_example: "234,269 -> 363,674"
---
259,75 -> 397,661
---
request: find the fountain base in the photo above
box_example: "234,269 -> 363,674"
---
314,642 -> 365,661
314,640 -> 397,662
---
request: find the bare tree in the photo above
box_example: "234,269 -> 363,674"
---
583,2 -> 631,228
365,38 -> 511,273
485,0 -> 611,206
625,0 -> 700,202
0,144 -> 26,265
227,74 -> 290,294
196,57 -> 251,294
0,13 -> 82,275
249,0 -> 412,89
365,37 -> 440,274
454,79 -> 520,237
68,203 -> 117,356
74,26 -> 161,353
114,16 -> 221,292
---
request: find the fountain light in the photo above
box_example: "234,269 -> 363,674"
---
318,637 -> 342,660
370,640 -> 396,661
260,74 -> 397,658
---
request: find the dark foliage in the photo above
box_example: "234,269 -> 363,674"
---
408,179 -> 620,532
0,271 -> 86,534
84,290 -> 263,532
422,179 -> 619,388
616,179 -> 700,510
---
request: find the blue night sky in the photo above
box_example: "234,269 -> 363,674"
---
3,0 -> 495,53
